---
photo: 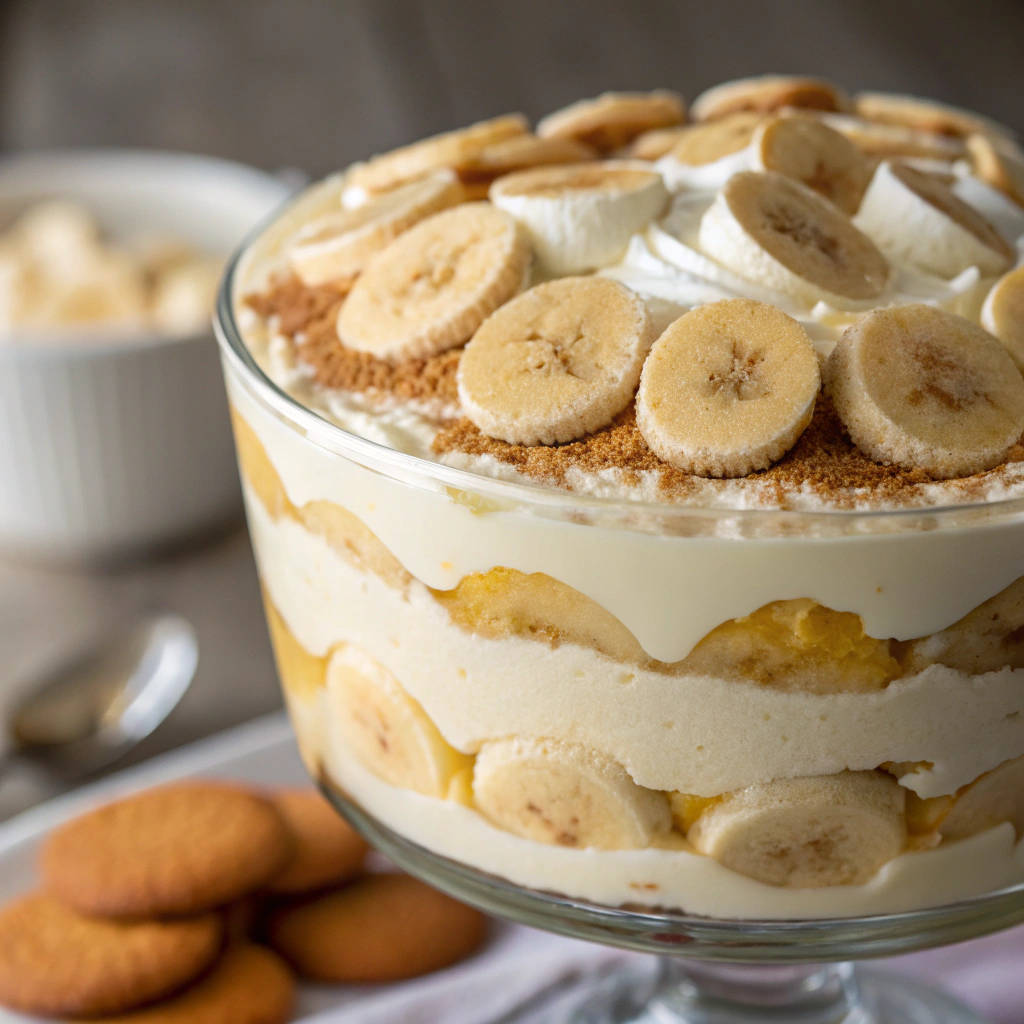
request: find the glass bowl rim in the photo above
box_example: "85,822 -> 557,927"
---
214,195 -> 1024,531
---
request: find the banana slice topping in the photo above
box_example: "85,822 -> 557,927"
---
982,266 -> 1024,373
667,113 -> 762,166
326,645 -> 472,798
966,133 -> 1024,208
751,116 -> 871,215
344,113 -> 529,197
825,304 -> 1024,478
537,90 -> 685,152
815,112 -> 967,162
655,114 -> 761,191
472,736 -> 671,850
456,134 -> 596,187
853,92 -> 1017,143
854,161 -> 1013,278
490,161 -> 668,275
287,171 -> 462,287
687,771 -> 906,888
626,126 -> 691,161
691,75 -> 849,122
699,170 -> 890,307
458,276 -> 655,445
636,298 -> 820,478
337,202 -> 530,361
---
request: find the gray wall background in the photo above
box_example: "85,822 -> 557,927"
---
0,0 -> 1020,177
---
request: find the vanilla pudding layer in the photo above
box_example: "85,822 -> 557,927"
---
226,379 -> 1024,915
259,556 -> 1024,920
256,533 -> 1024,920
246,488 -> 1024,801
319,713 -> 1024,920
228,380 -> 1024,798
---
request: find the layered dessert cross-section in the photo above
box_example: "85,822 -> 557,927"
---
221,77 -> 1024,919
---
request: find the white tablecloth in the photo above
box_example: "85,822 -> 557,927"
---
295,921 -> 1024,1024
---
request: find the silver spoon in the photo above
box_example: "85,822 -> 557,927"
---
5,614 -> 197,780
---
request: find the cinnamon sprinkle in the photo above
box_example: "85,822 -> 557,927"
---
432,399 -> 1024,508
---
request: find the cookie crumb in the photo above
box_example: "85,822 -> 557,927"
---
246,276 -> 460,411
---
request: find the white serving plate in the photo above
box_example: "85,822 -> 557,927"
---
0,713 -> 612,1024
0,714 -> 324,1022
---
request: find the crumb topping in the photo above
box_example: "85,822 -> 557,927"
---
245,276 -> 460,410
243,268 -> 1024,508
433,398 -> 1024,508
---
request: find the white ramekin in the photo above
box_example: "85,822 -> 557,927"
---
0,150 -> 292,562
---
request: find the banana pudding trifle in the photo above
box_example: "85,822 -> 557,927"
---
220,75 -> 1024,921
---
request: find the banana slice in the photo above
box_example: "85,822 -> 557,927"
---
951,174 -> 1024,245
698,171 -> 890,307
537,90 -> 685,152
336,203 -> 530,362
751,117 -> 871,215
636,298 -> 819,478
456,135 -> 596,186
824,304 -> 1024,478
287,171 -> 462,287
966,133 -> 1024,208
854,161 -> 1013,278
626,126 -> 691,161
814,112 -> 967,162
489,161 -> 668,275
854,92 -> 1017,143
940,753 -> 1024,841
983,266 -> 1024,374
458,276 -> 654,445
326,644 -> 472,798
691,75 -> 849,122
655,113 -> 760,191
650,194 -> 806,312
472,736 -> 670,849
810,112 -> 966,165
687,771 -> 906,887
343,113 -> 529,196
900,575 -> 1024,677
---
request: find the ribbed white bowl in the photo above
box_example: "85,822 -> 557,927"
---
0,151 -> 292,561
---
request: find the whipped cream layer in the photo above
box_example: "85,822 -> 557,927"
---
244,480 -> 1024,799
306,690 -> 1024,920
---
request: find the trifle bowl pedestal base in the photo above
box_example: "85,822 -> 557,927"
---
570,960 -> 983,1024
323,782 -> 1017,1024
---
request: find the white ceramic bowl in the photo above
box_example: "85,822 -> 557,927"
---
0,150 -> 292,561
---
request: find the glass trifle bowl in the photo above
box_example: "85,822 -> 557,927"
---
216,77 -> 1024,1023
